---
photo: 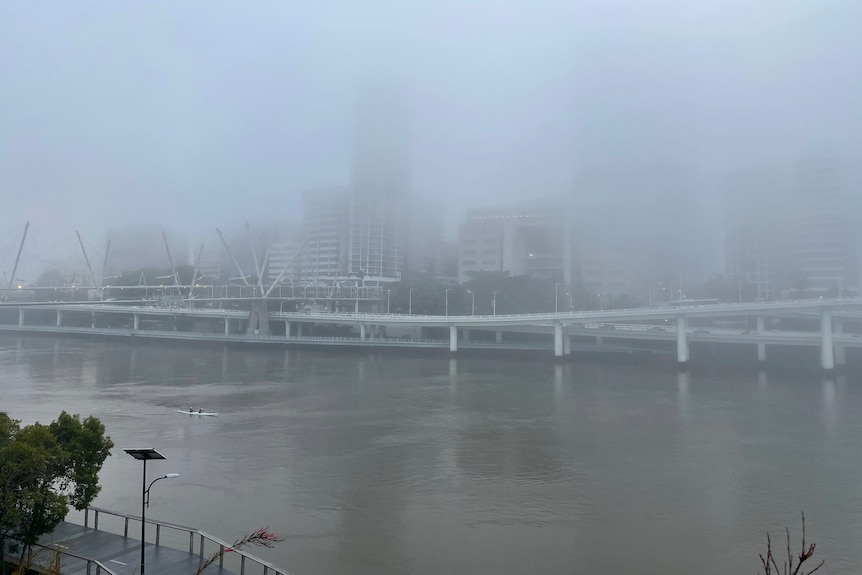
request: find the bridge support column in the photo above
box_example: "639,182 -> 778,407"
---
224,318 -> 230,335
676,316 -> 689,364
834,319 -> 846,366
596,336 -> 603,347
18,309 -> 25,326
56,311 -> 63,327
820,310 -> 834,371
463,329 -> 470,342
297,323 -> 304,337
285,320 -> 291,338
554,323 -> 563,357
756,316 -> 766,363
360,324 -> 366,341
495,330 -> 503,344
449,325 -> 458,353
564,334 -> 572,355
133,314 -> 140,330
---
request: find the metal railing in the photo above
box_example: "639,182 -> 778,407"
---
83,507 -> 289,575
4,537 -> 119,575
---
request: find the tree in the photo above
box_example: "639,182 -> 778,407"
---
0,412 -> 113,574
758,512 -> 823,575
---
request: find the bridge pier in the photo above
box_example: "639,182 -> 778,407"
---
224,317 -> 230,335
495,330 -> 503,343
554,323 -> 563,357
285,320 -> 291,338
360,323 -> 366,341
56,310 -> 63,327
297,323 -> 304,337
820,310 -> 834,371
18,308 -> 25,326
756,316 -> 766,363
676,316 -> 689,364
564,333 -> 571,355
834,319 -> 846,366
463,329 -> 470,341
133,314 -> 140,330
449,325 -> 458,352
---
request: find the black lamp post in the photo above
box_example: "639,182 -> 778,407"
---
124,448 -> 178,575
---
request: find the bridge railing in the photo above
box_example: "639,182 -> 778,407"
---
83,506 -> 289,575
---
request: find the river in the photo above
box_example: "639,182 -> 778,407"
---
1,334 -> 860,574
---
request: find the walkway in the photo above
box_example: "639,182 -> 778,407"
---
25,507 -> 287,575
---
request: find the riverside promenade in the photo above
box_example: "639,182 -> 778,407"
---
26,507 -> 288,575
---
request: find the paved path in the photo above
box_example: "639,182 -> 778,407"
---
35,522 -> 234,575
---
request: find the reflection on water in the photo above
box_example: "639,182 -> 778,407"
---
2,335 -> 862,575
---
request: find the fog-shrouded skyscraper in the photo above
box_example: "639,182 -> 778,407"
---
458,199 -> 569,284
347,80 -> 410,286
297,187 -> 350,285
788,157 -> 857,292
570,163 -> 702,300
723,167 -> 788,301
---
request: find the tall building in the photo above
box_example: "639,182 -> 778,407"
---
570,163 -> 703,300
104,224 -> 188,275
458,201 -> 568,284
407,196 -> 447,276
297,187 -> 350,285
789,158 -> 857,292
347,81 -> 410,286
266,225 -> 303,286
723,167 -> 787,300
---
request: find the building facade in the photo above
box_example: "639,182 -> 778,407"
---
458,202 -> 569,284
347,80 -> 411,286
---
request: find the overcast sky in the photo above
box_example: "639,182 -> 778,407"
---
1,0 -> 860,277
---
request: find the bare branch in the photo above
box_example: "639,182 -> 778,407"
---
758,512 -> 823,575
194,527 -> 284,575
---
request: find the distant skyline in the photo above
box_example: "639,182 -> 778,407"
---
2,0 -> 860,281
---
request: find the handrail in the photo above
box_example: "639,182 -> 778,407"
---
6,536 -> 119,575
84,506 -> 290,575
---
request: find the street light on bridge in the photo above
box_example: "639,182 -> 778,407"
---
492,291 -> 498,316
409,288 -> 416,316
445,288 -> 452,317
555,283 -> 559,315
467,290 -> 475,316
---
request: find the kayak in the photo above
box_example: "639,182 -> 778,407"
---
177,410 -> 219,416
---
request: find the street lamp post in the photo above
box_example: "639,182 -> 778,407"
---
445,288 -> 452,317
492,291 -> 498,316
409,288 -> 415,315
597,293 -> 602,311
555,283 -> 559,314
467,290 -> 475,316
386,289 -> 391,314
124,449 -> 178,575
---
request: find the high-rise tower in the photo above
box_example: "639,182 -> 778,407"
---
347,80 -> 410,286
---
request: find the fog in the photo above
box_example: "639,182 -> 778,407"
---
1,0 -> 861,282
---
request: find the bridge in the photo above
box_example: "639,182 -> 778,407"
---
1,298 -> 861,370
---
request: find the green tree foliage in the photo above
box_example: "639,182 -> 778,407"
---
0,412 -> 113,573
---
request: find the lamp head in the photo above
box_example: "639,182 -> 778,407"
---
164,473 -> 180,479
